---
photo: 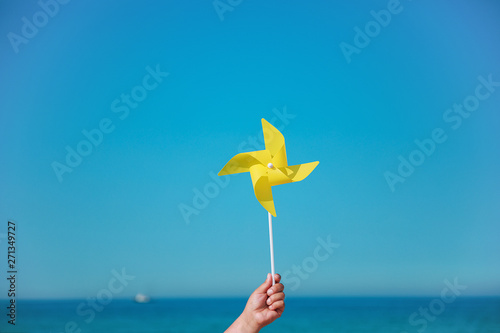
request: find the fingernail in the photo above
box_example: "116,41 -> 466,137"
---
267,288 -> 273,295
267,298 -> 271,305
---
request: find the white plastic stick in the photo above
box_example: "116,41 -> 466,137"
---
268,212 -> 275,285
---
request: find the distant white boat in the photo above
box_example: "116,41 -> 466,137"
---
134,293 -> 151,303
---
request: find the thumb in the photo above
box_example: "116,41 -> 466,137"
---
253,273 -> 272,294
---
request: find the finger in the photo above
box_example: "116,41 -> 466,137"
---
274,274 -> 281,284
253,273 -> 272,294
267,283 -> 284,296
266,292 -> 285,305
269,300 -> 285,311
275,301 -> 285,316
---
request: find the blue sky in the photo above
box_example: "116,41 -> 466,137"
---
0,0 -> 499,299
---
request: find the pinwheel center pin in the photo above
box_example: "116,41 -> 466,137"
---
218,118 -> 319,285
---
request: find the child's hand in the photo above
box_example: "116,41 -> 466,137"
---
226,273 -> 285,333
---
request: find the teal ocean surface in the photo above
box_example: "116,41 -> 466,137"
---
4,297 -> 500,332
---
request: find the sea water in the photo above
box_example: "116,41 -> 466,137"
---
2,297 -> 499,332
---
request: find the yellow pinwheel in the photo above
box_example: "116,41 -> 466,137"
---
218,118 -> 319,217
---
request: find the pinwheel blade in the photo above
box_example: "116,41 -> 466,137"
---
285,161 -> 319,182
218,150 -> 270,176
249,164 -> 276,217
262,119 -> 287,168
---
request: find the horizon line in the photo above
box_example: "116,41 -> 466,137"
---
3,295 -> 500,301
